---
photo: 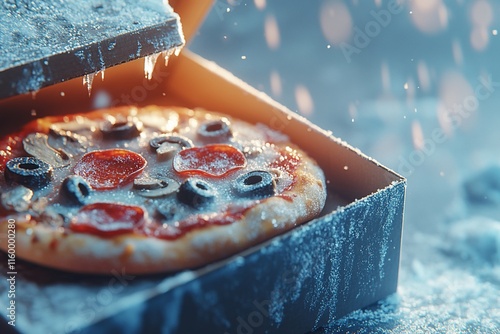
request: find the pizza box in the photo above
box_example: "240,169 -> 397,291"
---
0,0 -> 406,333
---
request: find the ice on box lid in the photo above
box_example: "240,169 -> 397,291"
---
0,0 -> 185,100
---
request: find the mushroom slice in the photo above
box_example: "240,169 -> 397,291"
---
156,142 -> 181,161
149,135 -> 193,151
133,177 -> 180,198
50,119 -> 96,133
23,133 -> 71,168
48,129 -> 88,157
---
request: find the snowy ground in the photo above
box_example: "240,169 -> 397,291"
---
191,1 -> 500,332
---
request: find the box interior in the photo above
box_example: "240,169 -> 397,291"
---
0,48 -> 401,205
0,0 -> 402,204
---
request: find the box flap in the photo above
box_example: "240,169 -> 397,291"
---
0,0 -> 189,100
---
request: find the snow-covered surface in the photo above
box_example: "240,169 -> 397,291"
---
190,0 -> 500,332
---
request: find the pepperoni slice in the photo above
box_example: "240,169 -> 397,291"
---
71,203 -> 145,237
173,144 -> 246,177
74,149 -> 146,190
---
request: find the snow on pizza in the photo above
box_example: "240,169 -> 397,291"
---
0,106 -> 327,274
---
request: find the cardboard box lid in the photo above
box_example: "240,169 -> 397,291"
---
0,0 -> 187,100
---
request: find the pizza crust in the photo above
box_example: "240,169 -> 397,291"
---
0,106 -> 327,274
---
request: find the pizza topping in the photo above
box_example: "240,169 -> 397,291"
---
242,146 -> 263,158
39,207 -> 67,228
23,133 -> 71,168
133,177 -> 165,190
74,149 -> 147,190
133,176 -> 180,198
61,175 -> 92,205
149,134 -> 193,150
1,185 -> 33,212
71,203 -> 145,236
48,129 -> 88,157
31,197 -> 49,214
149,135 -> 194,161
197,119 -> 232,143
233,170 -> 276,199
5,157 -> 53,188
177,178 -> 216,208
156,143 -> 182,161
50,118 -> 96,133
156,203 -> 179,221
100,119 -> 142,140
173,144 -> 246,177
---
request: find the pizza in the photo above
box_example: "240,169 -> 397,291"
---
0,105 -> 327,274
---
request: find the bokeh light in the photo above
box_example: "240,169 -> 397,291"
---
409,0 -> 448,34
295,84 -> 314,116
451,39 -> 464,66
320,0 -> 353,45
437,71 -> 476,135
411,120 -> 425,150
469,0 -> 493,51
417,61 -> 431,92
254,0 -> 266,11
264,14 -> 280,50
270,70 -> 282,97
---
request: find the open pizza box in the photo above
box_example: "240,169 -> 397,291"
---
0,0 -> 405,333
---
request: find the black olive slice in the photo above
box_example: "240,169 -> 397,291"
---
5,157 -> 53,189
177,178 -> 216,208
197,119 -> 232,143
61,175 -> 92,205
100,119 -> 141,139
149,135 -> 193,151
233,170 -> 276,199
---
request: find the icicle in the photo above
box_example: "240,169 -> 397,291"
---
83,73 -> 95,97
174,46 -> 182,56
99,68 -> 106,81
162,49 -> 174,67
144,53 -> 160,80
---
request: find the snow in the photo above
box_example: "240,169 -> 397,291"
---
190,0 -> 500,332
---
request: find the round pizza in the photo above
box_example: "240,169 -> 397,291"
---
0,106 -> 327,274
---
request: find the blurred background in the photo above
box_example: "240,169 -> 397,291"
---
191,0 -> 500,332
